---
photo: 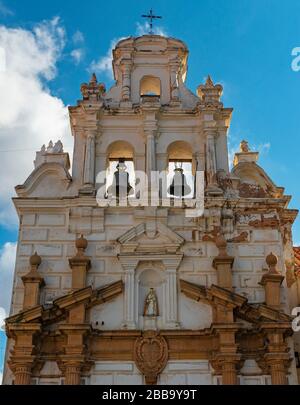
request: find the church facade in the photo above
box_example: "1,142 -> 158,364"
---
3,34 -> 300,385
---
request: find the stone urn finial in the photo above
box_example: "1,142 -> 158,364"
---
75,234 -> 88,256
215,234 -> 228,257
266,252 -> 279,274
29,251 -> 42,268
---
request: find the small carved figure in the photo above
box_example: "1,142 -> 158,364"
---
144,288 -> 159,317
53,140 -> 63,153
46,140 -> 53,152
240,140 -> 250,153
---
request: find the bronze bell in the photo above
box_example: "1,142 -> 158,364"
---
107,159 -> 134,198
168,166 -> 191,197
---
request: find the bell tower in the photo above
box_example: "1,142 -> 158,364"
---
69,34 -> 233,201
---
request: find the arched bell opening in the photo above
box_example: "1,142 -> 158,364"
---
166,141 -> 194,199
140,75 -> 161,100
105,140 -> 136,199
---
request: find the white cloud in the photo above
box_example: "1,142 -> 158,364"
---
256,142 -> 271,155
0,242 -> 17,324
0,308 -> 5,329
89,37 -> 125,79
0,1 -> 13,16
135,21 -> 167,37
72,30 -> 84,44
0,17 -> 71,227
70,30 -> 85,64
71,48 -> 84,64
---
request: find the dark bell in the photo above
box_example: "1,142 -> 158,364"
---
107,160 -> 133,198
168,167 -> 191,197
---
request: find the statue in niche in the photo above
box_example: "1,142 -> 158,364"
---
143,288 -> 159,317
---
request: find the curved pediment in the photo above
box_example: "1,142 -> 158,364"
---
15,162 -> 72,198
232,161 -> 284,198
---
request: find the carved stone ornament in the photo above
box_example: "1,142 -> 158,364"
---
134,331 -> 168,384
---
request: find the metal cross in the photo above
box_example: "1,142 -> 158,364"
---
141,8 -> 162,34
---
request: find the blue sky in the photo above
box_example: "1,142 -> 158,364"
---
1,0 -> 300,380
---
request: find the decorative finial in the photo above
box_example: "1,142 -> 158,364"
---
80,75 -> 106,101
266,252 -> 279,274
215,234 -> 228,257
47,140 -> 53,152
90,73 -> 97,84
240,140 -> 250,153
53,140 -> 63,153
75,234 -> 88,255
205,75 -> 214,87
29,251 -> 42,267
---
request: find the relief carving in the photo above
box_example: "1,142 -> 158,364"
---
133,331 -> 168,384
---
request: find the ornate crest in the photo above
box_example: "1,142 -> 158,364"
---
133,331 -> 168,384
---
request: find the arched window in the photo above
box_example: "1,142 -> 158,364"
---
166,141 -> 194,198
140,75 -> 161,98
105,141 -> 135,199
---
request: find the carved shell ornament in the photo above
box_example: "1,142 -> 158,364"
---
134,331 -> 168,384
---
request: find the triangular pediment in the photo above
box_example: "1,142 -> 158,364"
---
117,222 -> 184,254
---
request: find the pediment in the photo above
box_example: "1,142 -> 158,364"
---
231,161 -> 284,198
117,222 -> 184,254
15,162 -> 72,198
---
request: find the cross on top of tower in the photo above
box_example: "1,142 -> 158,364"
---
141,8 -> 162,35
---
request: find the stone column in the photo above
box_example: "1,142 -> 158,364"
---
260,323 -> 291,385
164,270 -> 178,326
59,322 -> 92,385
7,323 -> 41,385
21,252 -> 44,309
170,62 -> 179,101
205,129 -> 223,195
211,324 -> 241,385
13,364 -> 32,385
82,131 -> 96,192
222,358 -> 239,385
145,130 -> 156,181
216,129 -> 230,173
119,257 -> 138,329
206,131 -> 217,184
64,362 -> 82,385
123,269 -> 136,329
163,257 -> 182,328
268,359 -> 288,385
121,60 -> 132,101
